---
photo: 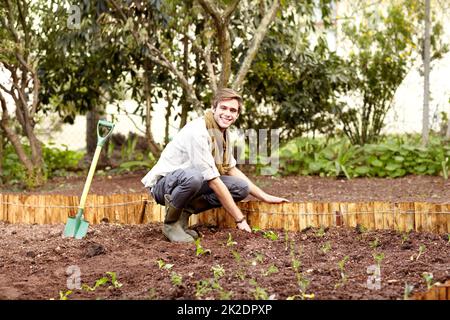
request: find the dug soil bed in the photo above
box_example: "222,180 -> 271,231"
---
2,170 -> 449,203
0,221 -> 448,300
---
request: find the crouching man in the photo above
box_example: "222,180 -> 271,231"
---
142,88 -> 288,242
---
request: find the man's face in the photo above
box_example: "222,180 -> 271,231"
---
212,98 -> 239,130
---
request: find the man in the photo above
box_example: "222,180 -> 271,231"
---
142,88 -> 288,242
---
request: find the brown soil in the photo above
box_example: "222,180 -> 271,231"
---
0,172 -> 449,300
2,170 -> 449,203
0,222 -> 448,300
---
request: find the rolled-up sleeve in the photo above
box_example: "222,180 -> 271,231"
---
187,131 -> 220,181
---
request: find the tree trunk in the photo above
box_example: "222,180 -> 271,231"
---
143,67 -> 162,158
422,0 -> 431,146
86,109 -> 100,156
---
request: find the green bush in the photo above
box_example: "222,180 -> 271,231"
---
1,142 -> 84,186
269,134 -> 449,179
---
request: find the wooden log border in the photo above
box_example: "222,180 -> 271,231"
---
0,193 -> 448,234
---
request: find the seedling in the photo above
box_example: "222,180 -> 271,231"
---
58,290 -> 72,300
369,237 -> 381,249
262,230 -> 279,241
211,265 -> 225,280
422,272 -> 434,289
252,226 -> 261,233
230,250 -> 241,263
373,252 -> 385,267
249,279 -> 269,300
262,264 -> 279,277
356,224 -> 367,234
82,272 -> 122,292
156,259 -> 174,270
401,232 -> 410,244
170,272 -> 183,287
194,238 -> 211,256
195,279 -> 212,298
335,255 -> 349,288
415,244 -> 426,261
226,233 -> 237,247
403,283 -> 414,300
320,242 -> 332,254
315,227 -> 326,237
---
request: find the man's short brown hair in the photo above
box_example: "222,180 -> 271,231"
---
212,88 -> 243,112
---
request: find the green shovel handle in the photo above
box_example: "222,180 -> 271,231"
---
97,120 -> 115,147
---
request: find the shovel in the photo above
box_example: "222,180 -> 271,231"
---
63,120 -> 115,239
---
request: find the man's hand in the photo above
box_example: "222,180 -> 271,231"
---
237,219 -> 252,232
262,194 -> 290,203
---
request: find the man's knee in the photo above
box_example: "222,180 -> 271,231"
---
181,169 -> 203,191
225,177 -> 249,201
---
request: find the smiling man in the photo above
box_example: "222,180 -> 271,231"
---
142,88 -> 288,242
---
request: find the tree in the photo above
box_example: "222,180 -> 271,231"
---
0,0 -> 45,187
335,0 -> 448,145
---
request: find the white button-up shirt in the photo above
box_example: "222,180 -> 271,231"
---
141,117 -> 237,189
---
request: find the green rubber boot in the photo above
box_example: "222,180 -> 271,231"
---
162,194 -> 194,243
181,196 -> 212,239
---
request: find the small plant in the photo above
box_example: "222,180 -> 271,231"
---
401,232 -> 410,244
373,252 -> 385,267
195,279 -> 212,298
252,226 -> 262,233
315,227 -> 326,237
320,242 -> 332,254
403,283 -> 414,300
369,237 -> 381,249
106,272 -> 123,289
249,279 -> 269,300
262,264 -> 279,277
356,224 -> 367,234
262,230 -> 279,241
211,265 -> 225,280
416,244 -> 426,261
156,259 -> 174,270
226,233 -> 237,247
335,256 -> 350,288
422,272 -> 434,289
82,272 -> 122,292
170,272 -> 183,287
230,250 -> 241,263
195,238 -> 211,256
58,290 -> 72,300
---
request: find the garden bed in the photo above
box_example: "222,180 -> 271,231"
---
0,221 -> 448,300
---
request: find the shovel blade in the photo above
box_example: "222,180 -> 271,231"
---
63,216 -> 89,239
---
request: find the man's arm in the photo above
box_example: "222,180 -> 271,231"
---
227,167 -> 289,203
208,177 -> 251,232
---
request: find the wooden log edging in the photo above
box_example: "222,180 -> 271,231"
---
0,193 -> 448,233
412,280 -> 450,300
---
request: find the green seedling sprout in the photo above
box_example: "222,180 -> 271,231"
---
82,271 -> 122,292
58,290 -> 72,300
262,264 -> 279,277
335,255 -> 350,288
320,242 -> 332,254
156,259 -> 174,270
422,272 -> 434,289
211,265 -> 225,280
170,272 -> 183,287
195,238 -> 211,256
262,230 -> 279,241
373,252 -> 385,267
403,283 -> 414,300
249,279 -> 269,300
401,232 -> 410,244
106,271 -> 123,289
226,233 -> 237,247
252,226 -> 261,233
315,226 -> 326,237
369,237 -> 381,249
416,244 -> 426,261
